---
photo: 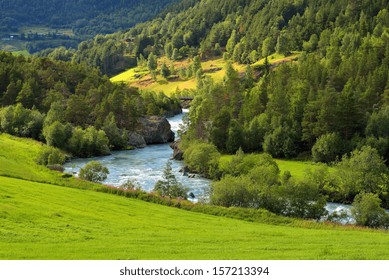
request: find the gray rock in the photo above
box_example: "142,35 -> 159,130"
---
127,132 -> 146,148
137,116 -> 175,144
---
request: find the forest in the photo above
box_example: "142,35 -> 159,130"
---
0,0 -> 178,36
0,52 -> 181,160
0,0 -> 178,54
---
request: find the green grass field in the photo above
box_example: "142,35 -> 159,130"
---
1,134 -> 389,259
2,176 -> 389,260
20,26 -> 74,37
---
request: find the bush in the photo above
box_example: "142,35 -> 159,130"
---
312,132 -> 344,163
79,161 -> 109,183
276,179 -> 327,220
223,151 -> 279,178
351,192 -> 389,228
36,146 -> 66,166
211,175 -> 254,207
331,146 -> 389,205
184,142 -> 221,178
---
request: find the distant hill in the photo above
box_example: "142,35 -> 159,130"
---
0,0 -> 178,36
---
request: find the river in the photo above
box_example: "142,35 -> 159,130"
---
63,110 -> 211,200
64,110 -> 362,223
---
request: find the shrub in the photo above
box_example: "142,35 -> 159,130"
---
36,146 -> 66,166
184,142 -> 221,177
79,161 -> 109,183
211,175 -> 254,207
312,132 -> 344,163
276,179 -> 328,220
153,161 -> 188,199
331,146 -> 389,205
351,192 -> 389,228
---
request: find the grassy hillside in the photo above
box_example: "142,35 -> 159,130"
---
0,134 -> 99,190
110,53 -> 299,95
2,176 -> 389,260
111,57 -> 236,92
1,134 -> 389,260
111,57 -> 229,95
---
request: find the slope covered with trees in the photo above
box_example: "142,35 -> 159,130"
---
0,52 -> 181,158
0,0 -> 179,54
0,0 -> 178,36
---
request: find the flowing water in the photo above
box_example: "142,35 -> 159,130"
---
64,110 -> 379,223
63,110 -> 211,199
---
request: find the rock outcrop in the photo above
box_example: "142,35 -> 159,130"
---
136,116 -> 175,145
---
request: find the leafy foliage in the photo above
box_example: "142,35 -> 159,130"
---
79,161 -> 109,183
351,193 -> 389,228
153,161 -> 188,199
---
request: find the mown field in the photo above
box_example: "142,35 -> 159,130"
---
1,134 -> 389,260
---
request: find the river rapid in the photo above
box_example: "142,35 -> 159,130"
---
63,110 -> 211,199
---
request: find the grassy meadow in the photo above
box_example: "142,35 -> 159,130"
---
2,176 -> 389,260
1,134 -> 389,259
110,53 -> 300,95
111,57 -> 243,95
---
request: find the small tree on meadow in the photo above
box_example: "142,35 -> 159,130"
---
147,52 -> 158,72
160,63 -> 170,79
